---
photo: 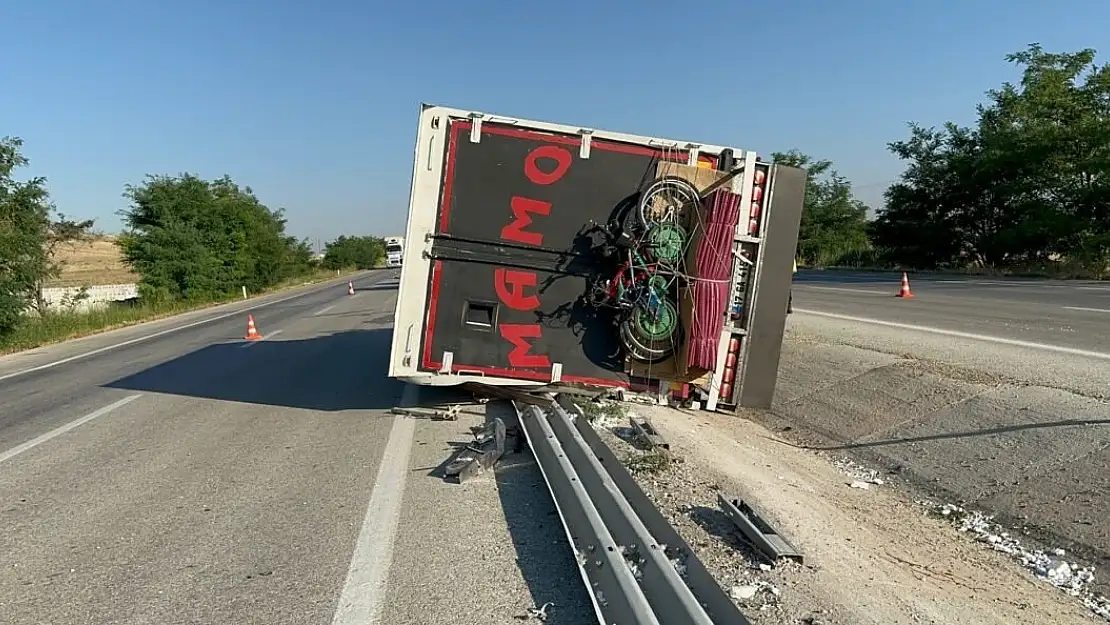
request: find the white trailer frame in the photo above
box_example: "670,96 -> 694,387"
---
388,104 -> 802,412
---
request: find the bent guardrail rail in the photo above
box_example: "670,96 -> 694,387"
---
513,395 -> 752,625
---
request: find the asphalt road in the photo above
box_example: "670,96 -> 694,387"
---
792,269 -> 1110,355
0,271 -> 588,625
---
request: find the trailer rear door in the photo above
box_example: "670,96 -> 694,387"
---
418,118 -> 714,385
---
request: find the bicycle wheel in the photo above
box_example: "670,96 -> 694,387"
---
619,298 -> 682,363
638,176 -> 701,229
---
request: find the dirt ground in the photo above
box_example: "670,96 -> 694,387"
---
591,402 -> 1101,625
48,236 -> 137,287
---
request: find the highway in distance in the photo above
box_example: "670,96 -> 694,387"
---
792,269 -> 1110,355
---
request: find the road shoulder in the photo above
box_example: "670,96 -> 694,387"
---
768,313 -> 1110,602
596,403 -> 1097,625
0,270 -> 384,381
379,400 -> 591,625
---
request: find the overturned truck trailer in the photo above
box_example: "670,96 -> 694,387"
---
389,104 -> 804,412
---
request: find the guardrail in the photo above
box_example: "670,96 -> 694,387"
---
513,395 -> 752,625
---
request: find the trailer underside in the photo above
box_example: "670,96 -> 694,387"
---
391,106 -> 805,412
420,120 -> 721,387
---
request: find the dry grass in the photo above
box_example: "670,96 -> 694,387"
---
48,235 -> 138,287
1,267 -> 362,355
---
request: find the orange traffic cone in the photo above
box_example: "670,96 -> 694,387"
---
896,272 -> 914,298
347,281 -> 355,296
245,314 -> 263,340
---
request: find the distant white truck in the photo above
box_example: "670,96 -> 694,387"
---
384,236 -> 404,268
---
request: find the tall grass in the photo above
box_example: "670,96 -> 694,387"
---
0,268 -> 363,355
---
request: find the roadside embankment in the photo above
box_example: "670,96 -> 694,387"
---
764,312 -> 1110,598
1,269 -> 366,356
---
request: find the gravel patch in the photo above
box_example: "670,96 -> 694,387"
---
582,400 -> 1101,624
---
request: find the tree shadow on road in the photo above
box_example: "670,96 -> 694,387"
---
357,281 -> 398,292
809,418 -> 1110,451
103,328 -> 406,411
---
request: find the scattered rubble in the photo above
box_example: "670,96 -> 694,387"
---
583,401 -> 1101,624
924,501 -> 1110,621
572,397 -> 627,430
588,426 -> 797,621
831,456 -> 885,485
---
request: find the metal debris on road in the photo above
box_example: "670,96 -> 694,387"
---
443,417 -> 506,483
717,493 -> 804,565
629,415 -> 670,451
515,602 -> 554,622
390,404 -> 461,421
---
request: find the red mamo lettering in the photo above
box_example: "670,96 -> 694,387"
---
501,197 -> 550,246
494,144 -> 573,370
494,268 -> 540,311
524,145 -> 572,185
499,324 -> 550,368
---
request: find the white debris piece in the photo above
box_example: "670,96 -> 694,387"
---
523,602 -> 554,622
926,502 -> 1110,622
730,585 -> 758,600
833,457 -> 885,485
597,406 -> 626,430
670,556 -> 688,578
619,544 -> 645,581
849,481 -> 871,490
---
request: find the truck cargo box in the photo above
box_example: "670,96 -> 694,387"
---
389,105 -> 804,411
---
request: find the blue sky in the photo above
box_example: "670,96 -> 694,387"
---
2,0 -> 1109,246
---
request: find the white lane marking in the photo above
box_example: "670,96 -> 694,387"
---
314,304 -> 336,316
800,286 -> 890,295
934,279 -> 1069,287
1064,306 -> 1110,314
1077,286 -> 1110,291
240,328 -> 284,348
0,276 -> 369,384
0,394 -> 143,464
793,309 -> 1110,361
331,383 -> 419,625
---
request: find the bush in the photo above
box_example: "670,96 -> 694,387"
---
117,174 -> 317,300
322,235 -> 385,270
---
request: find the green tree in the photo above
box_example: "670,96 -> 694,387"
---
872,123 -> 983,267
322,235 -> 385,270
771,150 -> 872,266
117,173 -> 314,301
877,44 -> 1110,275
0,137 -> 94,336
